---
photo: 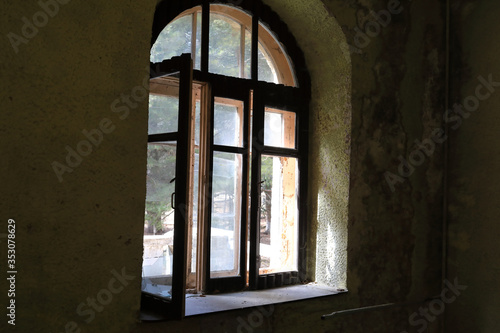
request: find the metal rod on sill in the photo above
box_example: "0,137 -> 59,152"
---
321,296 -> 440,320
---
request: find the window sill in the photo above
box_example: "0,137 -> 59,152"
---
141,283 -> 346,321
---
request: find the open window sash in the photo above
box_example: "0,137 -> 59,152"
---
141,54 -> 193,320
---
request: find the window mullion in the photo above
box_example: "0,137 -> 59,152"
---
148,132 -> 178,143
249,87 -> 264,290
201,0 -> 210,73
251,4 -> 259,81
191,12 -> 197,68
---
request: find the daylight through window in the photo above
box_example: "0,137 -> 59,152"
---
142,1 -> 309,319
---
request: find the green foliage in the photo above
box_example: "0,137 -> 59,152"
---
145,201 -> 171,233
146,9 -> 280,233
260,156 -> 274,224
151,15 -> 193,63
148,95 -> 179,135
145,144 -> 176,233
150,10 -> 276,82
209,14 -> 241,77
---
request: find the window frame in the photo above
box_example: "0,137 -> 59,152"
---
201,72 -> 252,292
151,1 -> 305,86
145,0 -> 311,319
142,54 -> 194,320
250,80 -> 308,289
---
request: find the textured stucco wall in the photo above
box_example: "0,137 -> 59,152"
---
447,1 -> 500,332
343,0 -> 445,307
264,0 -> 352,291
0,0 -> 447,332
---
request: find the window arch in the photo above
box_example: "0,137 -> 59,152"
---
142,0 -> 310,319
150,0 -> 309,87
151,4 -> 296,86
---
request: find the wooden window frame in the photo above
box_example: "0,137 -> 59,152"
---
162,4 -> 296,86
145,0 -> 311,319
142,54 -> 194,320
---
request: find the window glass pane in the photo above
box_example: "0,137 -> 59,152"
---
258,45 -> 278,83
244,29 -> 278,83
210,152 -> 242,277
194,100 -> 201,146
143,142 -> 177,300
257,20 -> 297,86
151,15 -> 193,63
214,98 -> 243,147
189,100 -> 201,279
244,29 -> 252,79
148,94 -> 179,135
150,7 -> 295,86
195,13 -> 202,70
209,13 -> 241,77
264,108 -> 296,149
190,152 -> 199,276
259,155 -> 298,274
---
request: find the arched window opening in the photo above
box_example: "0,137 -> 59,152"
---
150,4 -> 296,86
142,1 -> 310,320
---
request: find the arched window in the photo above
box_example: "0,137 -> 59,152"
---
150,4 -> 296,86
142,0 -> 310,319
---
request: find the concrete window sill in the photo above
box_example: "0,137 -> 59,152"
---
141,284 -> 345,321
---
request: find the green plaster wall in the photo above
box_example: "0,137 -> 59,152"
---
447,1 -> 500,331
0,0 -> 449,332
0,1 -> 154,332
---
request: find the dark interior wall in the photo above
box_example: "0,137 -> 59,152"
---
314,0 -> 445,331
0,0 -> 451,332
447,1 -> 500,332
332,0 -> 445,305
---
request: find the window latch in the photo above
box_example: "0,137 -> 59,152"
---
170,177 -> 176,209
